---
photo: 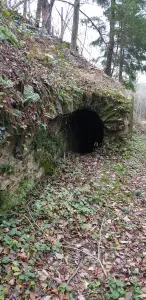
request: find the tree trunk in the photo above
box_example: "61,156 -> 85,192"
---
28,0 -> 30,20
23,0 -> 27,18
104,0 -> 115,76
81,22 -> 87,55
118,49 -> 124,82
36,0 -> 42,27
42,0 -> 49,29
3,0 -> 8,7
111,42 -> 119,76
70,0 -> 80,52
60,7 -> 64,41
118,22 -> 124,82
46,0 -> 55,34
42,0 -> 55,33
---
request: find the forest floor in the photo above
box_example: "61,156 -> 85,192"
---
0,132 -> 146,300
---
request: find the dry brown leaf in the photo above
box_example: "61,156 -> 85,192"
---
125,292 -> 133,300
0,247 -> 4,254
78,295 -> 86,300
55,253 -> 64,260
29,292 -> 36,300
38,270 -> 49,281
18,252 -> 28,261
3,248 -> 9,254
9,278 -> 15,286
139,295 -> 146,299
142,287 -> 146,293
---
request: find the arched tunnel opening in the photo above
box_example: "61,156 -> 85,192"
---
67,108 -> 104,154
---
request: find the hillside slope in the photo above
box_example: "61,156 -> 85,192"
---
0,11 -> 132,208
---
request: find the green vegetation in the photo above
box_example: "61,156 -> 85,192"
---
92,90 -> 132,132
0,133 -> 146,298
33,128 -> 65,175
81,276 -> 142,300
0,76 -> 14,88
0,5 -> 145,299
0,162 -> 14,174
105,276 -> 141,299
0,25 -> 18,45
89,0 -> 146,89
0,177 -> 34,212
23,85 -> 40,104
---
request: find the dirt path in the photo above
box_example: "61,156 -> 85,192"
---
0,133 -> 146,300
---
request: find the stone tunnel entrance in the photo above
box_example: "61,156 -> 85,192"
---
67,108 -> 104,154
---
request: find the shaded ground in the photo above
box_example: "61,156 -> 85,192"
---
0,133 -> 146,300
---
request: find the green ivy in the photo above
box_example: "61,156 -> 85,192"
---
0,25 -> 18,45
0,76 -> 14,88
23,85 -> 40,104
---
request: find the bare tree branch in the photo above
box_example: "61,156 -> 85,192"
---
12,0 -> 24,9
67,254 -> 83,285
81,21 -> 87,55
12,0 -> 34,9
57,0 -> 107,45
55,5 -> 92,57
55,4 -> 73,40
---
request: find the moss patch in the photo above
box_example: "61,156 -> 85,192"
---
0,177 -> 34,212
0,162 -> 14,174
91,90 -> 132,132
33,128 -> 65,175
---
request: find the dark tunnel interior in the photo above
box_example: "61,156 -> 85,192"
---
68,108 -> 104,154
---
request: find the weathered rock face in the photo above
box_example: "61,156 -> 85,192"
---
0,137 -> 43,209
0,86 -> 132,210
91,90 -> 132,135
37,87 -> 132,137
